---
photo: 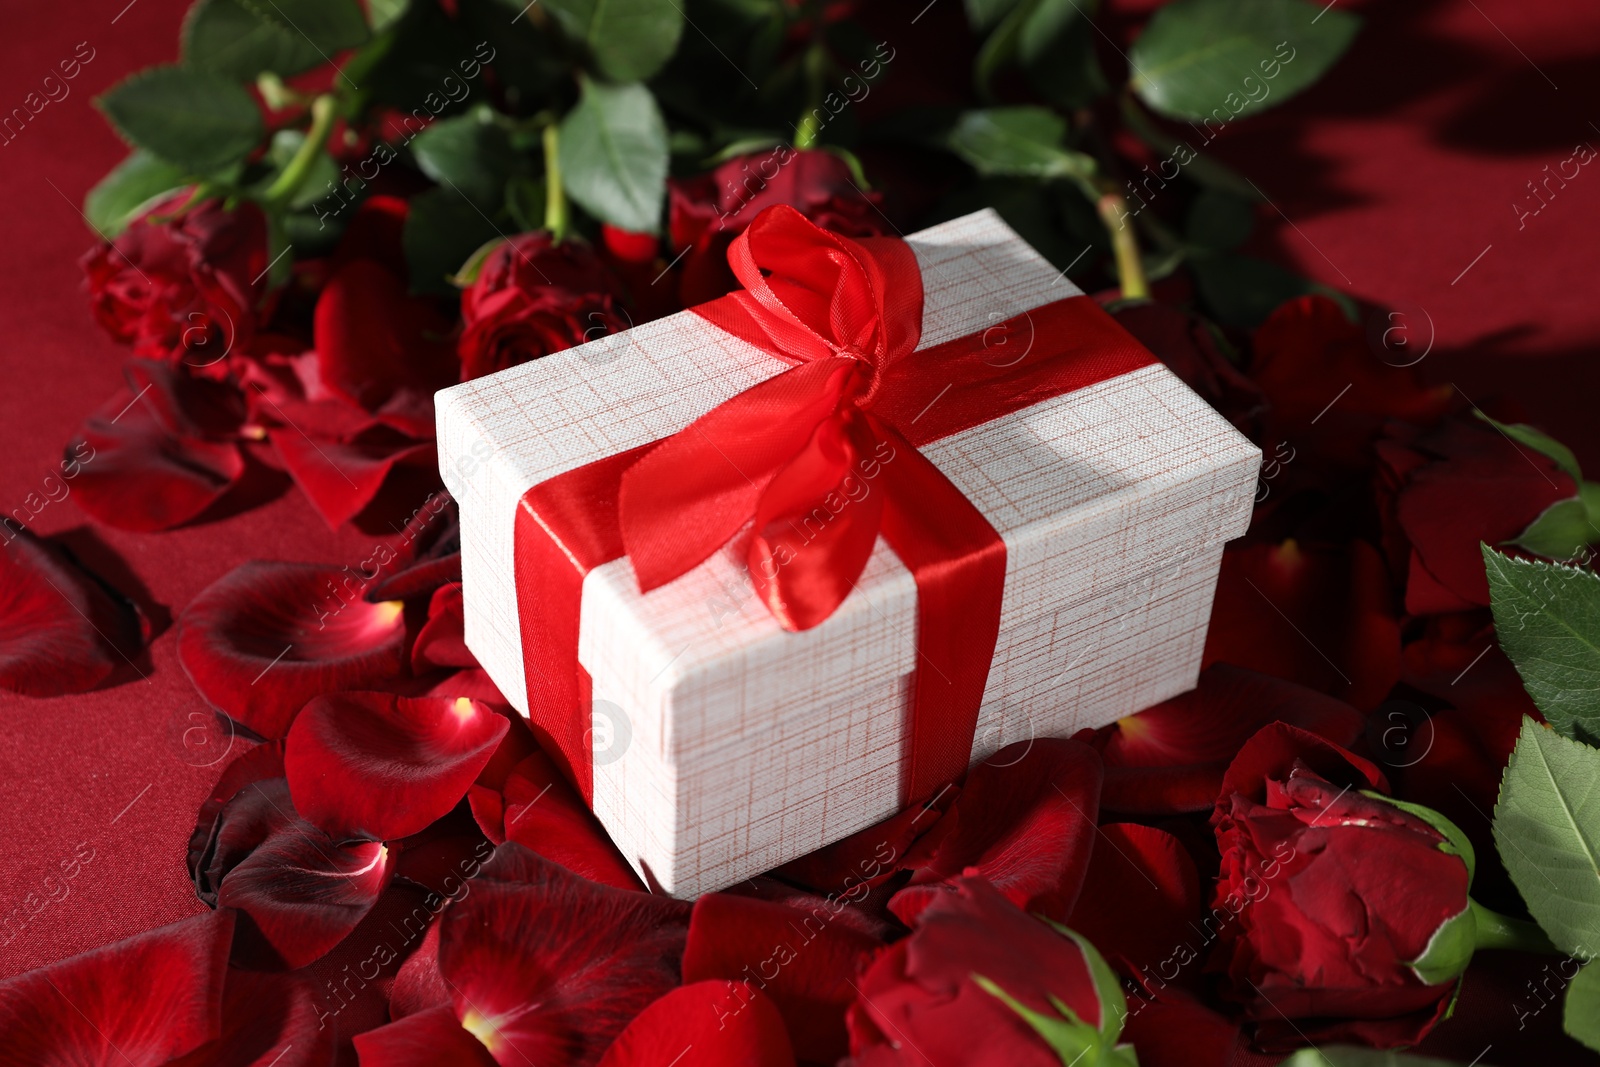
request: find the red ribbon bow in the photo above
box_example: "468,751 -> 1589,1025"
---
514,206 -> 1152,806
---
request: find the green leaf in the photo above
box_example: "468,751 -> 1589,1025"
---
1483,548 -> 1600,742
1474,412 -> 1583,482
543,0 -> 685,82
1567,963 -> 1600,1053
1278,1048 -> 1471,1066
1128,0 -> 1360,121
1190,252 -> 1312,328
558,79 -> 668,233
84,150 -> 191,237
367,0 -> 410,33
1017,0 -> 1107,109
1511,496 -> 1600,561
403,186 -> 502,296
1185,187 -> 1256,251
965,0 -> 1023,31
947,108 -> 1097,182
411,105 -> 521,207
98,65 -> 264,173
1493,717 -> 1600,958
182,0 -> 370,81
1407,904 -> 1475,986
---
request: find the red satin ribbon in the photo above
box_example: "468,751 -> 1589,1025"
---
515,206 -> 1153,806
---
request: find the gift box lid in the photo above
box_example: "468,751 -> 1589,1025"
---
437,209 -> 1260,736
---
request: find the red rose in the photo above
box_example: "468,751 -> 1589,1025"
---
458,233 -> 631,381
1376,414 -> 1578,613
845,877 -> 1137,1066
82,194 -> 268,366
668,148 -> 885,304
1210,740 -> 1481,1050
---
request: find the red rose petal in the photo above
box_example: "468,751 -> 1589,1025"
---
890,738 -> 1101,925
1216,722 -> 1387,814
314,260 -> 459,438
437,844 -> 689,1067
1066,823 -> 1200,979
169,968 -> 336,1067
215,782 -> 393,969
69,384 -> 245,532
598,982 -> 796,1067
188,742 -> 287,904
0,530 -> 144,696
269,430 -> 436,531
390,922 -> 450,1020
285,691 -> 507,841
682,893 -> 881,1062
354,1004 -> 498,1067
0,910 -> 233,1065
848,877 -> 1096,1067
177,561 -> 409,739
499,752 -> 643,892
1095,665 -> 1366,814
122,358 -> 248,439
412,582 -> 473,672
1120,989 -> 1239,1067
1203,540 -> 1401,711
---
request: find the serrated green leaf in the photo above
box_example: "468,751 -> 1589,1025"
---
1484,547 -> 1600,741
84,150 -> 191,237
1511,496 -> 1600,561
403,186 -> 501,296
183,0 -> 369,81
947,107 -> 1096,181
98,65 -> 264,173
1493,718 -> 1600,958
1567,963 -> 1600,1053
1129,0 -> 1360,121
543,0 -> 685,82
1474,412 -> 1583,482
558,79 -> 667,233
411,105 -> 521,206
1278,1048 -> 1471,1066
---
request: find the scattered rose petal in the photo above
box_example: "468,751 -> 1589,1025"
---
683,893 -> 881,1062
169,968 -> 335,1067
269,430 -> 436,531
890,739 -> 1101,925
0,910 -> 233,1065
412,582 -> 472,673
498,751 -> 643,892
285,691 -> 507,841
177,561 -> 409,739
315,260 -> 458,438
1066,823 -> 1200,979
0,530 -> 144,696
1203,540 -> 1401,711
70,384 -> 245,532
354,1004 -> 498,1067
1091,665 -> 1366,814
213,777 -> 392,969
437,844 -> 689,1066
598,982 -> 795,1067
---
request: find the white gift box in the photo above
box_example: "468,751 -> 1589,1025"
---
436,209 -> 1260,898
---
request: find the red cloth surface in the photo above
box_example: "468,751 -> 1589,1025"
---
0,2 -> 1596,1063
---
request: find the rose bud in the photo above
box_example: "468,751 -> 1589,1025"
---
846,876 -> 1138,1066
457,232 -> 632,381
1210,743 -> 1552,1051
82,193 -> 268,367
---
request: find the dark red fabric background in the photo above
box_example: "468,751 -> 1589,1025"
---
0,1 -> 1596,1061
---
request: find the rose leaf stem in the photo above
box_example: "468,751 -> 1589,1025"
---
262,93 -> 338,209
1095,188 -> 1149,300
793,39 -> 828,149
543,122 -> 569,242
1471,899 -> 1558,954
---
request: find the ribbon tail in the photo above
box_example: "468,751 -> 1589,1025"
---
874,420 -> 1008,805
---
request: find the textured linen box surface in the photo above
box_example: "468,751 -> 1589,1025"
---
437,208 -> 1260,899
